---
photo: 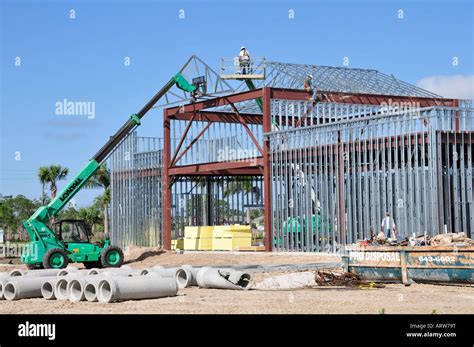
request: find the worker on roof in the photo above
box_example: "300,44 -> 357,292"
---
239,46 -> 251,75
304,74 -> 313,91
304,74 -> 318,102
381,212 -> 398,240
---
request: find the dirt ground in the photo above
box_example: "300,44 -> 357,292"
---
0,248 -> 472,314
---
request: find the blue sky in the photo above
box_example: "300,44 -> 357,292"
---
1,0 -> 473,206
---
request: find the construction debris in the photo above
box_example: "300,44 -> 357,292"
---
430,232 -> 473,246
357,232 -> 473,248
315,270 -> 386,288
255,270 -> 386,290
196,267 -> 251,290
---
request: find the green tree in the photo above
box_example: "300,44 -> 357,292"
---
0,199 -> 15,236
58,207 -> 80,220
78,205 -> 103,234
0,195 -> 41,240
223,177 -> 261,203
83,164 -> 110,234
38,165 -> 69,200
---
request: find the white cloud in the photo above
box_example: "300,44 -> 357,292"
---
416,75 -> 474,100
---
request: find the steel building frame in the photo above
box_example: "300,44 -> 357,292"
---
161,87 -> 458,251
108,56 -> 471,253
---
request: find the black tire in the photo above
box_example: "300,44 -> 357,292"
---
43,248 -> 69,269
83,261 -> 102,269
100,246 -> 124,268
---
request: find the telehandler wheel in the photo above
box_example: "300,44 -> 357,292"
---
100,246 -> 124,268
43,248 -> 69,269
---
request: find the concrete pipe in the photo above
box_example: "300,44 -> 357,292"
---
87,265 -> 132,276
3,276 -> 57,301
99,270 -> 141,277
181,265 -> 201,287
0,274 -> 12,300
196,267 -> 251,290
9,269 -> 27,277
139,265 -> 164,275
144,267 -> 190,289
83,274 -> 135,302
9,269 -> 61,277
86,269 -> 101,275
53,274 -> 86,300
57,267 -> 81,276
0,278 -> 9,300
67,277 -> 89,302
41,279 -> 59,300
97,275 -> 178,303
83,276 -> 107,302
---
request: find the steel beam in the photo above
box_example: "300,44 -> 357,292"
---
168,158 -> 264,176
162,109 -> 172,250
166,89 -> 264,115
171,111 -> 263,124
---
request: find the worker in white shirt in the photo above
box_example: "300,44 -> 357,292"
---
304,74 -> 318,102
239,46 -> 251,74
381,212 -> 398,239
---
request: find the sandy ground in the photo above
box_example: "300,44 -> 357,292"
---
0,248 -> 472,314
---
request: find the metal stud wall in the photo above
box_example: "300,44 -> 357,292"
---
267,101 -> 473,252
109,133 -> 263,249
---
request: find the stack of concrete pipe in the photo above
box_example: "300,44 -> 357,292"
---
0,265 -> 251,303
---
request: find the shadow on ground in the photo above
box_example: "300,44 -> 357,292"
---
124,250 -> 165,264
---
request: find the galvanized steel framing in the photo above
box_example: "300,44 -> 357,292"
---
266,101 -> 473,252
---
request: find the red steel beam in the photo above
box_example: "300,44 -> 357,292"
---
162,109 -> 172,250
169,168 -> 263,176
262,87 -> 273,252
171,111 -> 263,124
169,113 -> 197,167
166,88 -> 264,115
317,91 -> 456,107
269,88 -> 456,107
169,157 -> 264,176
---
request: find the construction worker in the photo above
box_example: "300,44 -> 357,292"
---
304,74 -> 318,102
381,212 -> 398,240
304,74 -> 313,92
239,46 -> 251,74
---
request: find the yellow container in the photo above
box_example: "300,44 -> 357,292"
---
183,225 -> 251,251
213,225 -> 251,238
184,237 -> 213,251
184,226 -> 214,239
212,237 -> 251,251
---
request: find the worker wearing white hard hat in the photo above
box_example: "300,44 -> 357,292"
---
238,46 -> 251,74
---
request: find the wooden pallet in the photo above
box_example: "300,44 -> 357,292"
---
235,245 -> 266,252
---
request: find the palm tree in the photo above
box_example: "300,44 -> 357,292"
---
223,177 -> 261,203
83,164 -> 110,234
38,165 -> 69,201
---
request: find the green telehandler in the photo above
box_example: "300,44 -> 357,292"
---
21,73 -> 202,269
